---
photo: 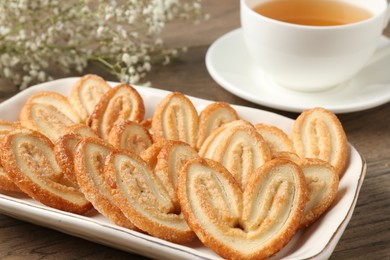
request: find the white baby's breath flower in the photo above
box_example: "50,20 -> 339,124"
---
29,70 -> 37,77
155,38 -> 163,45
162,56 -> 170,65
97,26 -> 104,37
3,67 -> 12,78
122,53 -> 132,65
143,62 -> 151,72
10,56 -> 19,66
1,53 -> 10,64
37,71 -> 46,81
130,55 -> 138,64
171,49 -> 178,57
0,26 -> 10,35
128,66 -> 135,74
130,74 -> 140,83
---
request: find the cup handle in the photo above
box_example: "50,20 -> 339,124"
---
366,4 -> 390,66
366,26 -> 390,67
384,4 -> 390,29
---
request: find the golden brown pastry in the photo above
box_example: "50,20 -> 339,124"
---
104,149 -> 195,243
62,123 -> 99,137
177,158 -> 307,260
0,166 -> 20,193
198,120 -> 253,158
54,124 -> 99,186
197,102 -> 239,148
299,158 -> 339,228
151,92 -> 199,148
19,91 -> 81,141
254,123 -> 294,154
140,118 -> 152,131
0,120 -> 22,192
88,84 -> 145,140
74,137 -> 137,229
107,120 -> 152,154
199,120 -> 271,189
153,140 -> 199,211
68,74 -> 111,122
291,107 -> 349,177
140,141 -> 165,170
272,151 -> 301,163
1,129 -> 91,214
272,151 -> 339,227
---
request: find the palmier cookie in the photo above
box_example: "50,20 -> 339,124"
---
270,152 -> 339,227
107,120 -> 152,154
198,119 -> 253,158
197,102 -> 239,148
291,107 -> 348,177
0,129 -> 91,214
104,149 -> 195,243
54,124 -> 98,186
153,140 -> 199,211
254,123 -> 294,154
299,158 -> 339,228
68,74 -> 111,122
0,120 -> 22,192
177,158 -> 307,259
19,91 -> 81,141
88,84 -> 145,140
151,92 -> 198,148
199,120 -> 271,189
74,137 -> 137,229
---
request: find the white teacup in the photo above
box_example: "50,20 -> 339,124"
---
241,0 -> 390,91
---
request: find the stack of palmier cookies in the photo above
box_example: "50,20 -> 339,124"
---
0,74 -> 348,259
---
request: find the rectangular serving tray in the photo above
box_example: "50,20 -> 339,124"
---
0,78 -> 366,259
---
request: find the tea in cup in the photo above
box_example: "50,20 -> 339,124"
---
240,0 -> 390,91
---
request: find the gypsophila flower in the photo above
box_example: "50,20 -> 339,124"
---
0,0 -> 205,89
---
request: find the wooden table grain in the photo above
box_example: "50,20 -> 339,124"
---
0,1 -> 389,259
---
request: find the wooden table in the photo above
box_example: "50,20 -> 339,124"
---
0,1 -> 389,259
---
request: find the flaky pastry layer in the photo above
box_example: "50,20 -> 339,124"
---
19,91 -> 81,141
151,92 -> 199,148
88,84 -> 145,140
1,129 -> 91,214
74,137 -> 137,229
178,158 -> 307,260
291,107 -> 348,177
69,74 -> 111,122
104,149 -> 195,243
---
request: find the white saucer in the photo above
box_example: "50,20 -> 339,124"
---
206,28 -> 390,113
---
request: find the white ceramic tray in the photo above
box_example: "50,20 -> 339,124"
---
0,78 -> 366,259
